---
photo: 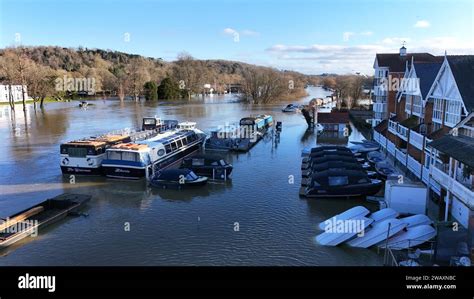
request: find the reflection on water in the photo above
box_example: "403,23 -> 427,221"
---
0,87 -> 382,266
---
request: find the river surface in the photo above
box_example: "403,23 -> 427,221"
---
0,87 -> 382,266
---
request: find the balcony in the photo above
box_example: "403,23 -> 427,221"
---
431,165 -> 474,207
409,130 -> 424,150
388,120 -> 409,141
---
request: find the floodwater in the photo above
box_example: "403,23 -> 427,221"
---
0,87 -> 383,265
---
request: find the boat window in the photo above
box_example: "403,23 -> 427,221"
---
165,143 -> 172,153
176,139 -> 183,148
122,152 -> 138,162
107,151 -> 122,160
143,118 -> 156,125
328,176 -> 349,186
171,141 -> 178,151
158,149 -> 165,156
68,147 -> 88,157
181,138 -> 188,146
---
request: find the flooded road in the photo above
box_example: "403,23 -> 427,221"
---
0,87 -> 383,265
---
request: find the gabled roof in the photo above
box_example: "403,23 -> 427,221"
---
413,62 -> 442,99
375,53 -> 440,72
447,55 -> 474,112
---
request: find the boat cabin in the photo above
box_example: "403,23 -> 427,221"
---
142,117 -> 163,131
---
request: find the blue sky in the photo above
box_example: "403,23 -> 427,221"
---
1,0 -> 473,74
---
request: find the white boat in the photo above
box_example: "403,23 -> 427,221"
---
318,206 -> 370,230
102,122 -> 206,179
378,225 -> 437,250
347,218 -> 407,248
399,214 -> 432,228
369,208 -> 399,225
315,217 -> 373,246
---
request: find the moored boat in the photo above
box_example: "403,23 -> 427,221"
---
300,169 -> 383,198
347,218 -> 407,248
0,194 -> 91,248
378,225 -> 437,250
180,155 -> 233,180
150,168 -> 208,189
315,217 -> 373,246
318,206 -> 370,230
102,123 -> 206,180
60,134 -> 131,175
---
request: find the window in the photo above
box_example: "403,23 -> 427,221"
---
68,147 -> 88,157
122,152 -> 138,162
433,98 -> 444,123
412,96 -> 422,116
405,95 -> 412,115
445,100 -> 462,126
164,143 -> 171,153
107,151 -> 122,160
171,141 -> 178,151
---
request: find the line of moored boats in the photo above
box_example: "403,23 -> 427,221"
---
60,114 -> 273,183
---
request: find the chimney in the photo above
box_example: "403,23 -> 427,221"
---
400,45 -> 407,57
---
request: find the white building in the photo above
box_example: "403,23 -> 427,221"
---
0,84 -> 29,103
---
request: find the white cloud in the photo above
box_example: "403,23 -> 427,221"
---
264,36 -> 474,74
223,28 -> 238,35
414,20 -> 430,28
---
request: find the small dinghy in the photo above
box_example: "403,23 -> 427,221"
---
150,169 -> 208,189
315,217 -> 373,246
347,218 -> 407,248
282,104 -> 299,112
378,225 -> 437,250
399,214 -> 432,228
369,208 -> 399,225
318,206 -> 370,230
375,161 -> 400,180
349,141 -> 380,154
180,155 -> 232,180
367,151 -> 385,164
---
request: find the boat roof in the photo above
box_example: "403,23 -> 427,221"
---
110,143 -> 149,151
62,140 -> 107,147
63,134 -> 129,147
141,130 -> 196,147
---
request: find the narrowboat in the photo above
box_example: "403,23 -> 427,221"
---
0,194 -> 91,248
180,155 -> 233,180
101,123 -> 206,179
300,169 -> 383,198
205,114 -> 273,152
60,134 -> 131,175
149,168 -> 208,189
